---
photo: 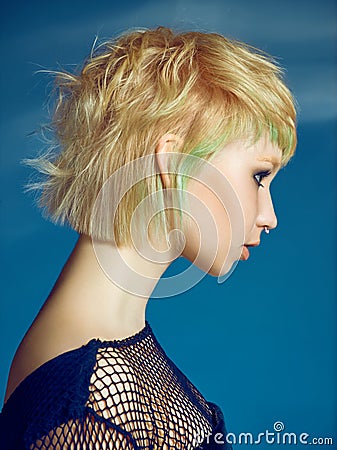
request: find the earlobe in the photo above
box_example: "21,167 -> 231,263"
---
155,134 -> 182,189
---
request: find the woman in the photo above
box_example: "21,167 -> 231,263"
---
0,27 -> 296,449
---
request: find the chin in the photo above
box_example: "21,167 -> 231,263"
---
207,256 -> 237,278
186,246 -> 242,279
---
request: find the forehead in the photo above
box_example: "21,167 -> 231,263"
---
212,137 -> 282,169
248,137 -> 282,169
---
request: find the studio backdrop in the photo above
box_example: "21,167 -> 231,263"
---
0,1 -> 336,448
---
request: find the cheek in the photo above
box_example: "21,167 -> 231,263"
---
231,179 -> 257,232
180,176 -> 245,277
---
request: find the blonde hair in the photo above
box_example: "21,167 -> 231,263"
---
25,26 -> 297,246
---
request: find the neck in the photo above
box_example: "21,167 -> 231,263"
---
44,234 -> 173,341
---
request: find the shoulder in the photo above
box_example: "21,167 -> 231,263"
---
4,323 -> 97,404
3,337 -> 99,412
0,339 -> 137,449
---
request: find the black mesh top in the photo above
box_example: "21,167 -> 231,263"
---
0,321 -> 232,449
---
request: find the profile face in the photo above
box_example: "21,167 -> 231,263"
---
90,135 -> 283,296
181,136 -> 281,277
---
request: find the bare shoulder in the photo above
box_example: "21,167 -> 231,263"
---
3,306 -> 88,405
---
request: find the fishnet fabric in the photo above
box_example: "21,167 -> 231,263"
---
1,321 -> 230,449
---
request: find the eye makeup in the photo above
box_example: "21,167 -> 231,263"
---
253,170 -> 272,188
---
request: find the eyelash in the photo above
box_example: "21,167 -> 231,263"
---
254,170 -> 272,188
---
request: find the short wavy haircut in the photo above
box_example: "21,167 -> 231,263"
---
26,26 -> 297,246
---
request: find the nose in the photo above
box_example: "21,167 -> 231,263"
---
256,189 -> 278,231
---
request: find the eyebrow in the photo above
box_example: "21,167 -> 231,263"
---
257,157 -> 281,169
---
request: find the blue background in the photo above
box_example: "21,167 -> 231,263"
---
1,0 -> 336,448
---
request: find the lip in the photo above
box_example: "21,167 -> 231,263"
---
246,242 -> 260,247
240,245 -> 250,260
240,242 -> 260,261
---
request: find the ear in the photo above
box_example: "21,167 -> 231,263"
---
155,134 -> 182,189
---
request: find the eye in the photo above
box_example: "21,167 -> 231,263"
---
254,170 -> 272,188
